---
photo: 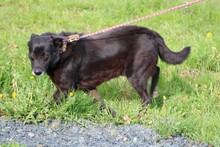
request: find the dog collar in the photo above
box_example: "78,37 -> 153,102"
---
67,34 -> 80,42
60,34 -> 80,53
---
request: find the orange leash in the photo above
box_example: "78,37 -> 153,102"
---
68,0 -> 204,42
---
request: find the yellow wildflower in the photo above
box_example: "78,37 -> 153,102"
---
0,93 -> 3,98
22,59 -> 26,65
69,92 -> 74,97
30,76 -> 35,80
13,44 -> 18,49
12,92 -> 16,98
212,46 -> 217,50
163,96 -> 167,100
206,32 -> 213,38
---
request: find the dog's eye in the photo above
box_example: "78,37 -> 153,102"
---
43,53 -> 49,60
29,53 -> 36,60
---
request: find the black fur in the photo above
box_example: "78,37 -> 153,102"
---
27,25 -> 190,109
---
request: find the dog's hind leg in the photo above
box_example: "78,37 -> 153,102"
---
150,66 -> 160,97
88,89 -> 117,117
128,73 -> 152,108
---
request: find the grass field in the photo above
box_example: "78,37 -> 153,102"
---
0,0 -> 219,146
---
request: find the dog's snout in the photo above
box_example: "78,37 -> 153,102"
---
32,69 -> 45,76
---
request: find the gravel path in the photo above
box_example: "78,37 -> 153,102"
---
0,118 -> 209,147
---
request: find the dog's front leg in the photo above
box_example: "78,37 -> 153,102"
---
53,82 -> 71,103
53,88 -> 68,103
52,68 -> 77,103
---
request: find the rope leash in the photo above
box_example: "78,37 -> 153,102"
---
68,0 -> 204,42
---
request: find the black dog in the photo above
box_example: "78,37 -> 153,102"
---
27,25 -> 190,115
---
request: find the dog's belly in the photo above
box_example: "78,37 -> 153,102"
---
78,64 -> 125,89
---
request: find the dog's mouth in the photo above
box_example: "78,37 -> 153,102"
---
32,69 -> 45,76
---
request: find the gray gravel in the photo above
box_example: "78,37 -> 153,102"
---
0,118 -> 209,147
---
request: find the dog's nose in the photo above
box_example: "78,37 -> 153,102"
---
34,71 -> 43,76
32,70 -> 44,76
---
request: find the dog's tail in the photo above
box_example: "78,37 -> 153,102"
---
154,33 -> 190,64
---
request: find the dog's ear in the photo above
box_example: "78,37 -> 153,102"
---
51,35 -> 64,49
31,33 -> 37,38
27,33 -> 37,47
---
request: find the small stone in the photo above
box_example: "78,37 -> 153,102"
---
123,137 -> 129,142
46,130 -> 52,134
70,127 -> 79,134
50,120 -> 61,129
79,137 -> 85,144
17,129 -> 22,133
37,144 -> 44,147
28,132 -> 35,138
5,127 -> 11,130
0,116 -> 7,121
133,137 -> 138,143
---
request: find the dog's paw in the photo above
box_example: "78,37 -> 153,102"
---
109,109 -> 118,117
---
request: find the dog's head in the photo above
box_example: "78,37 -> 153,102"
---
27,33 -> 64,76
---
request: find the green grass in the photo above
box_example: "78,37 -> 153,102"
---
0,0 -> 219,146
